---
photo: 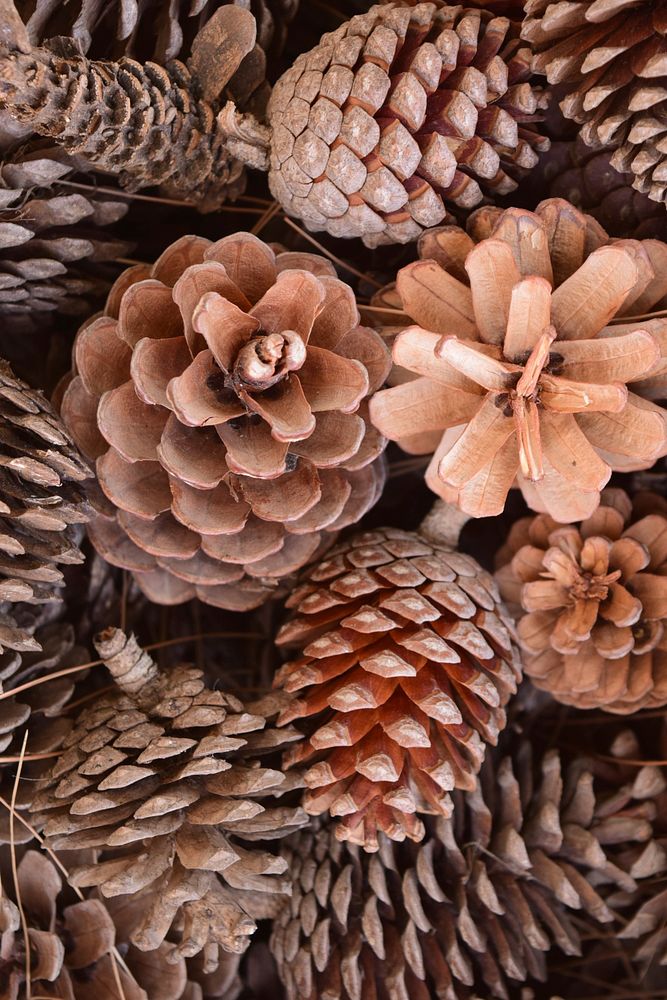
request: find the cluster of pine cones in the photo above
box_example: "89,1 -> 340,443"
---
0,1 -> 666,998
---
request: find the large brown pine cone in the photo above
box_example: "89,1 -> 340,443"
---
522,0 -> 667,207
271,728 -> 665,1000
370,198 -> 667,523
263,1 -> 549,246
60,233 -> 388,611
31,629 -> 308,964
495,488 -> 667,713
274,515 -> 521,851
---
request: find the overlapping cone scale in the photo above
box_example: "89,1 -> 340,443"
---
60,232 -> 389,610
496,488 -> 667,713
266,1 -> 548,247
369,198 -> 667,523
274,527 -> 521,851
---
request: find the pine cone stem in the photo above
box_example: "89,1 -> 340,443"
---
94,628 -> 158,696
419,499 -> 470,549
218,101 -> 271,171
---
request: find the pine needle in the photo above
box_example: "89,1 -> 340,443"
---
9,730 -> 31,999
281,216 -> 383,289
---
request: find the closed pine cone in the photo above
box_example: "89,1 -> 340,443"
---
274,515 -> 521,851
522,0 -> 667,207
370,198 -> 667,523
271,730 -> 665,1000
31,629 -> 308,964
495,488 -> 667,713
60,233 -> 388,611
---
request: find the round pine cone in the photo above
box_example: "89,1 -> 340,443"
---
60,233 -> 389,611
31,629 -> 308,963
370,198 -> 667,523
522,0 -> 667,207
274,517 -> 521,851
271,730 -> 664,1000
265,1 -> 548,247
495,488 -> 667,713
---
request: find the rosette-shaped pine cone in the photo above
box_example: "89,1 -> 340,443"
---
274,507 -> 521,851
495,488 -> 667,713
370,198 -> 667,523
522,0 -> 667,207
220,1 -> 549,247
270,730 -> 666,1000
60,233 -> 389,610
31,629 -> 309,965
0,849 -> 147,999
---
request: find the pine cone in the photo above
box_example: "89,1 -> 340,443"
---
495,488 -> 667,713
271,729 -> 664,1000
274,510 -> 521,851
370,198 -> 667,522
31,629 -> 308,962
60,233 -> 388,610
522,0 -> 667,207
0,848 -> 147,999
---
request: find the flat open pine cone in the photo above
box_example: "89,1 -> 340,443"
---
370,198 -> 667,522
31,629 -> 308,964
495,488 -> 667,713
274,522 -> 521,851
522,0 -> 667,207
60,233 -> 389,610
271,729 -> 665,1000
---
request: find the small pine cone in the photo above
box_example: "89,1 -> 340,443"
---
370,198 -> 667,523
274,517 -> 521,851
495,488 -> 667,713
0,849 -> 147,999
60,233 -> 388,611
522,1 -> 667,207
271,729 -> 664,1000
31,629 -> 309,962
264,2 -> 549,247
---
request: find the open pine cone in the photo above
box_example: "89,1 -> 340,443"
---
271,728 -> 665,1000
60,233 -> 388,610
370,198 -> 667,522
495,488 -> 667,713
522,0 -> 667,207
274,509 -> 521,851
31,629 -> 308,964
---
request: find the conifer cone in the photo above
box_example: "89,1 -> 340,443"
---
271,728 -> 665,1000
221,1 -> 549,247
522,0 -> 667,207
31,629 -> 308,965
274,506 -> 521,851
495,488 -> 667,713
60,233 -> 388,611
370,198 -> 667,523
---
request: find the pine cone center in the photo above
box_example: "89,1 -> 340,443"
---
233,330 -> 306,391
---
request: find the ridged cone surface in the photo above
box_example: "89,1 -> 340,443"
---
369,198 -> 667,522
495,488 -> 667,713
274,526 -> 521,851
266,1 -> 548,247
60,233 -> 388,610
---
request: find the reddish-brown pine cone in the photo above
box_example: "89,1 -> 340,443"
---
274,525 -> 521,851
60,233 -> 390,610
496,488 -> 667,713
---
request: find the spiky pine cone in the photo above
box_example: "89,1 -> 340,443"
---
60,233 -> 388,611
271,726 -> 665,1000
522,0 -> 667,207
370,198 -> 667,523
31,629 -> 308,964
274,505 -> 521,851
495,488 -> 667,713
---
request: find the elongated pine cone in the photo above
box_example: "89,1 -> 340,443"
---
495,488 -> 667,713
370,198 -> 667,523
31,629 -> 308,963
60,234 -> 388,610
0,849 -> 147,999
271,729 -> 665,1000
522,0 -> 667,207
274,518 -> 521,851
